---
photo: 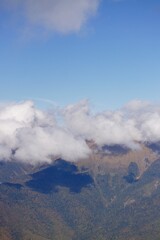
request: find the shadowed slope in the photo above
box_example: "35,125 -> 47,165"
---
26,159 -> 94,193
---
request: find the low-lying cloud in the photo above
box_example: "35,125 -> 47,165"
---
0,99 -> 160,164
1,0 -> 100,34
0,101 -> 90,164
64,99 -> 160,147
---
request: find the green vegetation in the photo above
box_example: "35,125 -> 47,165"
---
1,158 -> 160,239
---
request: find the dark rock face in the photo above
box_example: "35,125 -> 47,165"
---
102,144 -> 130,155
128,162 -> 140,176
124,162 -> 139,183
26,159 -> 94,193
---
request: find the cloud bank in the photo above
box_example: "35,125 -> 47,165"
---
0,99 -> 160,164
1,0 -> 100,34
0,101 -> 90,164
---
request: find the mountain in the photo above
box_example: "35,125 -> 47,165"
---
0,143 -> 160,240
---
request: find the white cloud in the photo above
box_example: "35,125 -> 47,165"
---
1,99 -> 160,165
63,99 -> 160,149
63,100 -> 141,148
1,0 -> 100,34
0,101 -> 90,164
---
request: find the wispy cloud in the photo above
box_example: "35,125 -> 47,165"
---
1,0 -> 100,34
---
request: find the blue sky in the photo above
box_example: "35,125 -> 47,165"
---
0,0 -> 160,110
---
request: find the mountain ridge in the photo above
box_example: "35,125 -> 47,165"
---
0,142 -> 160,239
